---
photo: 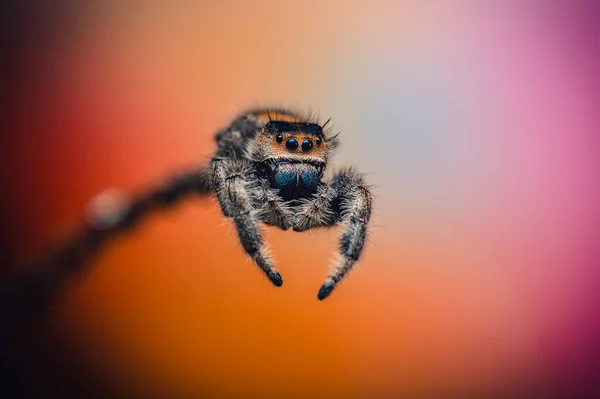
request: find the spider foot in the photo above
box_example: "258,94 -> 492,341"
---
317,278 -> 336,300
267,269 -> 283,287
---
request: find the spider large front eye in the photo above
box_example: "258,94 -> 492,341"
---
301,139 -> 313,152
286,138 -> 298,150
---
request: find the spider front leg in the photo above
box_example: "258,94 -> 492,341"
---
320,170 -> 372,299
211,158 -> 283,286
294,183 -> 337,232
254,177 -> 294,230
295,169 -> 373,300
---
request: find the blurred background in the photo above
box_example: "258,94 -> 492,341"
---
2,1 -> 599,398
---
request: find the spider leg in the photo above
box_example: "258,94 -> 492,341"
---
320,169 -> 373,300
211,158 -> 283,286
293,183 -> 337,232
253,178 -> 294,230
290,168 -> 372,300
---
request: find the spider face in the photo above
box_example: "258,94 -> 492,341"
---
246,117 -> 335,199
266,121 -> 326,156
262,121 -> 326,195
262,121 -> 327,161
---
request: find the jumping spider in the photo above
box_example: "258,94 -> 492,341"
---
210,108 -> 373,300
4,108 -> 373,317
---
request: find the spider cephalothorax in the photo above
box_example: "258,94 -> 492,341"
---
211,108 -> 371,300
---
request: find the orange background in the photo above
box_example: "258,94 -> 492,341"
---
4,1 -> 599,398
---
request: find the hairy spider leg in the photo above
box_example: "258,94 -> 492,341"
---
210,158 -> 283,286
291,168 -> 372,300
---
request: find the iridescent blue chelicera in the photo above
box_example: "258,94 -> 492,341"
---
298,165 -> 319,189
273,163 -> 296,188
273,163 -> 321,193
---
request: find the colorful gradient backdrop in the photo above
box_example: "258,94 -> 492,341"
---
4,1 -> 599,398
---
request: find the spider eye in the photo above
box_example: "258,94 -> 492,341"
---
315,138 -> 322,146
301,140 -> 313,152
286,138 -> 298,150
276,134 -> 283,143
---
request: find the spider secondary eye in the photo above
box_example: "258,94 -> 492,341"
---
286,138 -> 298,150
315,138 -> 322,146
276,134 -> 283,143
301,140 -> 313,152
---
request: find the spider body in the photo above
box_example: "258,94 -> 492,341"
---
210,108 -> 373,300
